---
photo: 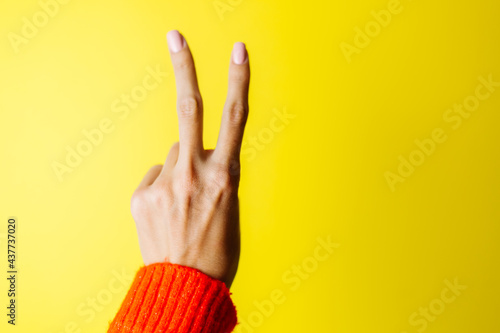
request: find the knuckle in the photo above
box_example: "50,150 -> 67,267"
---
173,167 -> 198,194
228,159 -> 241,178
149,187 -> 167,207
131,186 -> 172,217
178,97 -> 201,118
210,164 -> 235,193
228,102 -> 248,125
148,186 -> 170,207
229,70 -> 249,85
130,189 -> 147,216
174,59 -> 193,72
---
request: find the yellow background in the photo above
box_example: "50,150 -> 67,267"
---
1,0 -> 499,332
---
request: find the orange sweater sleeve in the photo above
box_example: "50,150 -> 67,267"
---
107,262 -> 237,332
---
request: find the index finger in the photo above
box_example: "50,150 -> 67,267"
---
167,30 -> 204,161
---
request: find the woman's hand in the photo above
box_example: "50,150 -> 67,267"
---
130,30 -> 250,288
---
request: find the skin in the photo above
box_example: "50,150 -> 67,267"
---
130,30 -> 250,289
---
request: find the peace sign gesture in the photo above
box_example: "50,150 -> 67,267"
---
130,30 -> 250,288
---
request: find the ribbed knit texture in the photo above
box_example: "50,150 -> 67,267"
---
107,262 -> 237,332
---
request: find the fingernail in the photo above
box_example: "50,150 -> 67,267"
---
167,30 -> 186,53
232,42 -> 247,65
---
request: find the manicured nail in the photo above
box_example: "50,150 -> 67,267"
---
232,42 -> 247,65
167,30 -> 186,53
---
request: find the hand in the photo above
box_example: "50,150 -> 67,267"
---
130,30 -> 250,288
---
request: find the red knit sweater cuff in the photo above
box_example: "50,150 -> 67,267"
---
108,262 -> 237,333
